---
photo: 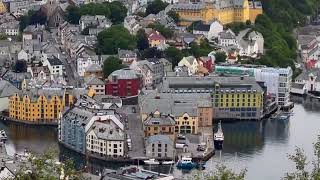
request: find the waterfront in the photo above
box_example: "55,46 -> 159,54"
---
1,95 -> 320,179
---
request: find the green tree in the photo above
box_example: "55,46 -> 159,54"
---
66,5 -> 81,24
145,0 -> 168,15
109,1 -> 127,24
215,52 -> 227,64
97,25 -> 136,54
147,23 -> 173,39
284,135 -> 320,179
141,47 -> 163,59
14,60 -> 27,73
136,29 -> 149,50
12,150 -> 84,180
0,33 -> 7,40
193,165 -> 247,180
164,47 -> 183,69
19,10 -> 47,31
167,10 -> 180,23
103,56 -> 125,77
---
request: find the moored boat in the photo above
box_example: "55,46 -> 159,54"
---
144,159 -> 160,165
214,122 -> 224,150
176,157 -> 196,169
161,160 -> 175,165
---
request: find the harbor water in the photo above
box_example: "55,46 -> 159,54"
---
1,95 -> 320,179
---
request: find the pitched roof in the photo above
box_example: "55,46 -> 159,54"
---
144,114 -> 175,126
47,56 -> 63,66
0,80 -> 20,98
146,135 -> 173,146
148,31 -> 166,41
85,64 -> 102,72
108,68 -> 140,80
193,22 -> 210,32
84,75 -> 104,85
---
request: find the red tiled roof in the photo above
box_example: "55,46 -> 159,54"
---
148,31 -> 165,41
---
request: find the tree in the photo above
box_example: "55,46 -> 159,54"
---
66,5 -> 81,24
14,60 -> 27,73
215,52 -> 227,64
167,10 -> 180,23
109,1 -> 127,24
19,10 -> 47,31
164,47 -> 183,69
97,25 -> 136,54
193,165 -> 247,180
136,29 -> 149,50
141,47 -> 163,59
284,135 -> 320,179
103,56 -> 125,77
147,23 -> 173,39
145,0 -> 168,15
12,150 -> 84,180
0,33 -> 7,40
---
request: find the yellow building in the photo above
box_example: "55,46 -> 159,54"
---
9,88 -> 74,122
170,0 -> 262,26
173,104 -> 199,134
0,1 -> 7,14
143,112 -> 176,140
213,81 -> 264,120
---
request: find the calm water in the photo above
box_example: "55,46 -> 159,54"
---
1,95 -> 320,179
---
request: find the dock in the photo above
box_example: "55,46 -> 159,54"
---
0,115 -> 58,126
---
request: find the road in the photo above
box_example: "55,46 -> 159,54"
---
120,105 -> 145,158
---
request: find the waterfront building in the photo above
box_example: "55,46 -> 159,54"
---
143,113 -> 175,140
86,119 -> 125,158
60,106 -> 125,154
160,75 -> 264,120
9,88 -> 74,122
145,135 -> 175,160
168,0 -> 262,26
84,75 -> 105,95
105,68 -> 142,98
294,69 -> 320,93
173,103 -> 199,134
215,65 -> 292,107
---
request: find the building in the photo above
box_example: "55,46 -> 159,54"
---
237,29 -> 264,57
143,113 -> 175,140
198,56 -> 213,73
84,75 -> 105,95
145,135 -> 174,160
169,0 -> 262,26
41,0 -> 68,27
86,119 -> 125,158
218,30 -> 237,47
0,80 -> 19,112
0,1 -> 6,14
77,48 -> 99,77
84,64 -> 103,79
0,21 -> 20,36
9,88 -> 74,122
173,103 -> 199,134
298,35 -> 319,63
79,15 -> 112,35
123,15 -> 142,35
45,56 -> 64,76
294,69 -> 320,93
215,65 -> 292,107
118,49 -> 137,65
106,68 -> 142,98
178,56 -> 198,74
148,31 -> 166,48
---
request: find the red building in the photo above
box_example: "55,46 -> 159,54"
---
106,68 -> 142,98
198,56 -> 213,73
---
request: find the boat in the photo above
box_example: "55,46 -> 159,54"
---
214,122 -> 224,150
161,160 -> 175,165
270,111 -> 290,121
144,159 -> 160,165
176,157 -> 196,169
0,130 -> 7,141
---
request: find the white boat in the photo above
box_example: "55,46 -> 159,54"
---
144,159 -> 160,165
0,130 -> 7,141
214,122 -> 224,150
162,160 -> 175,165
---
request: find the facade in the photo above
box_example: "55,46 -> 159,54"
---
215,65 -> 292,106
178,56 -> 198,74
84,75 -> 105,95
143,113 -> 176,140
169,0 -> 262,26
9,88 -> 74,122
295,69 -> 320,93
0,21 -> 20,36
237,29 -> 264,57
148,31 -> 166,48
86,120 -> 125,158
145,135 -> 174,160
106,68 -> 142,98
173,103 -> 199,134
298,35 -> 319,63
0,80 -> 20,112
45,56 -> 64,76
123,15 -> 142,35
84,64 -> 103,79
218,30 -> 237,47
118,49 -> 137,65
198,56 -> 213,73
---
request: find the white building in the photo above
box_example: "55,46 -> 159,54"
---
218,29 -> 237,47
208,20 -> 223,39
178,56 -> 198,74
294,69 -> 320,93
44,56 -> 64,76
237,29 -> 264,58
123,15 -> 142,35
0,20 -> 20,36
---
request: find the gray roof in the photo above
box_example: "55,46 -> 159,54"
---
146,135 -> 173,146
0,80 -> 19,98
219,31 -> 236,39
295,68 -> 320,82
118,49 -> 137,59
63,107 -> 94,125
298,35 -> 317,46
17,88 -> 65,102
140,98 -> 173,115
109,68 -> 140,80
292,83 -> 305,89
144,114 -> 175,126
48,56 -> 63,66
93,95 -> 122,104
91,121 -> 124,141
172,102 -> 198,117
85,75 -> 105,85
85,64 -> 102,72
171,3 -> 206,10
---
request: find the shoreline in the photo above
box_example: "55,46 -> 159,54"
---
0,115 -> 58,126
